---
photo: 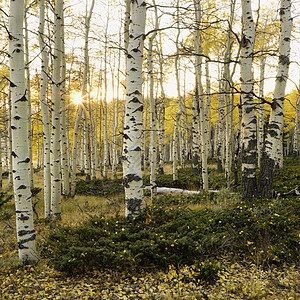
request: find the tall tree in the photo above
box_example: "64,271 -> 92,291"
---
50,0 -> 63,218
38,0 -> 51,217
122,0 -> 146,219
258,0 -> 292,197
240,0 -> 257,200
9,0 -> 37,263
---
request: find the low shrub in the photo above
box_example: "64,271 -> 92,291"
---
75,178 -> 124,196
40,196 -> 299,275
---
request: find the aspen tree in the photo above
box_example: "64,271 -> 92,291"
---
148,0 -> 158,200
172,0 -> 182,181
24,7 -> 33,189
293,83 -> 300,157
38,0 -> 51,216
258,0 -> 292,197
240,0 -> 257,200
9,0 -> 37,263
191,84 -> 201,174
112,36 -> 121,179
103,25 -> 109,178
50,0 -> 63,218
194,0 -> 208,190
157,32 -> 165,175
70,0 -> 95,196
60,8 -> 70,195
123,0 -> 146,219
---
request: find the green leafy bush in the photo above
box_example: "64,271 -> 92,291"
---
0,192 -> 14,220
75,178 -> 124,196
41,195 -> 299,275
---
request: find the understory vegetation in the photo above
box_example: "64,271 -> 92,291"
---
0,159 -> 299,299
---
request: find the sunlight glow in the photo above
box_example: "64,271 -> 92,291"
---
71,92 -> 82,105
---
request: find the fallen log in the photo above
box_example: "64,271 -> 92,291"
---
143,186 -> 220,194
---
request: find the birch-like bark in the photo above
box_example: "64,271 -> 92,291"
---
123,0 -> 146,219
172,1 -> 182,181
112,39 -> 121,178
194,0 -> 208,190
50,0 -> 63,218
258,0 -> 292,197
60,9 -> 70,196
38,0 -> 51,216
148,1 -> 158,200
7,93 -> 13,190
293,84 -> 300,157
24,9 -> 33,190
257,54 -> 266,168
216,67 -> 225,173
103,32 -> 109,178
157,33 -> 165,175
191,84 -> 201,174
240,0 -> 257,200
9,0 -> 37,263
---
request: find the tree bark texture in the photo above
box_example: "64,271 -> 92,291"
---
9,0 -> 37,264
258,0 -> 292,197
122,0 -> 146,219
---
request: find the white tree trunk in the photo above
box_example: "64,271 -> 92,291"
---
258,0 -> 292,197
293,83 -> 300,157
60,9 -> 70,196
9,0 -> 37,263
24,10 -> 33,190
123,0 -> 146,219
194,0 -> 208,190
172,1 -> 182,181
240,0 -> 257,199
148,2 -> 158,200
38,0 -> 51,217
50,0 -> 63,218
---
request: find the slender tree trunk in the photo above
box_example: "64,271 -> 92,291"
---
258,0 -> 292,197
157,33 -> 165,175
191,85 -> 201,174
24,8 -> 34,190
173,1 -> 182,181
9,0 -> 37,264
293,84 -> 300,158
50,0 -> 63,218
148,1 -> 158,200
38,0 -> 51,217
60,10 -> 70,196
122,0 -> 146,219
240,0 -> 257,200
194,0 -> 208,190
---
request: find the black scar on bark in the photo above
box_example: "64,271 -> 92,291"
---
130,117 -> 135,121
123,174 -> 142,188
10,81 -> 17,87
18,234 -> 36,249
15,95 -> 27,103
125,198 -> 143,219
18,157 -> 30,164
17,184 -> 27,190
14,115 -> 21,120
129,97 -> 141,103
12,151 -> 18,158
133,146 -> 141,151
11,126 -> 17,130
18,229 -> 35,237
132,105 -> 143,113
17,214 -> 30,221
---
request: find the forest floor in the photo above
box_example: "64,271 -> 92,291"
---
0,160 -> 299,299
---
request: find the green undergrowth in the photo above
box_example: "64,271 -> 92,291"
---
40,194 -> 299,277
75,178 -> 124,196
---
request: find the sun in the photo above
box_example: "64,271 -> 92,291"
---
70,92 -> 82,105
